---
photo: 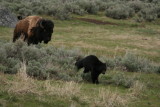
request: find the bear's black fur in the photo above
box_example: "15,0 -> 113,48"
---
75,55 -> 107,84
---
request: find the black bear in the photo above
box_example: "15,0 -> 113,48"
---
75,55 -> 107,84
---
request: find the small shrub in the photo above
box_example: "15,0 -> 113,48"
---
22,46 -> 47,61
86,1 -> 99,14
113,56 -> 124,69
105,4 -> 134,19
4,58 -> 20,74
18,7 -> 32,16
76,0 -> 99,14
155,3 -> 160,18
0,48 -> 7,62
111,72 -> 137,88
122,53 -> 140,72
94,0 -> 107,11
137,4 -> 158,22
81,72 -> 92,82
122,52 -> 159,73
27,60 -> 48,79
0,65 -> 7,72
33,6 -> 44,15
128,0 -> 144,13
55,6 -> 70,20
104,52 -> 159,73
65,3 -> 86,15
105,58 -> 116,70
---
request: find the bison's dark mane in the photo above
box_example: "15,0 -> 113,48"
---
25,19 -> 54,44
29,19 -> 54,44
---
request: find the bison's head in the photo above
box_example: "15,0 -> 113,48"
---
39,19 -> 54,44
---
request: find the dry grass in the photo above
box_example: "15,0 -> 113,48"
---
43,80 -> 82,100
0,73 -> 8,86
7,62 -> 39,95
91,88 -> 129,107
129,80 -> 146,98
1,63 -> 145,107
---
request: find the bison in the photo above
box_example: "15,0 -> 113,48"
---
13,16 -> 54,44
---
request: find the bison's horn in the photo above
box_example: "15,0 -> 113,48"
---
40,20 -> 44,28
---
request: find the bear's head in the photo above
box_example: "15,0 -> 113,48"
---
99,63 -> 107,74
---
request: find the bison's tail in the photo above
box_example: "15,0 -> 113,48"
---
17,16 -> 23,20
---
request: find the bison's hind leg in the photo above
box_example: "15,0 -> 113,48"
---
13,32 -> 28,42
13,32 -> 21,42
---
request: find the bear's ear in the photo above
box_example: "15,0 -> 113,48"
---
75,56 -> 83,61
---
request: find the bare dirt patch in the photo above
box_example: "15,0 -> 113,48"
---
76,18 -> 119,25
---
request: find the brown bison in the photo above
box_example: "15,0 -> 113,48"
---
13,16 -> 54,44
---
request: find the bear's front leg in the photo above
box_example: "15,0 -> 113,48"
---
83,68 -> 89,73
91,72 -> 99,84
95,75 -> 99,84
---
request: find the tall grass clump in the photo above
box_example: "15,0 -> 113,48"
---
129,80 -> 146,97
44,80 -> 82,100
91,88 -> 129,107
7,62 -> 39,95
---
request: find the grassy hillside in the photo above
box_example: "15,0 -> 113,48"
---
1,14 -> 160,62
0,14 -> 160,107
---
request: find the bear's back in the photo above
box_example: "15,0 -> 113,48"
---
83,55 -> 100,64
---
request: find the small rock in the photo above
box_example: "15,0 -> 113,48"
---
0,7 -> 18,28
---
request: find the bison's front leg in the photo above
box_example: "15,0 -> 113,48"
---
27,35 -> 39,45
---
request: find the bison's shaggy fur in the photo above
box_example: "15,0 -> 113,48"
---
13,16 -> 54,44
